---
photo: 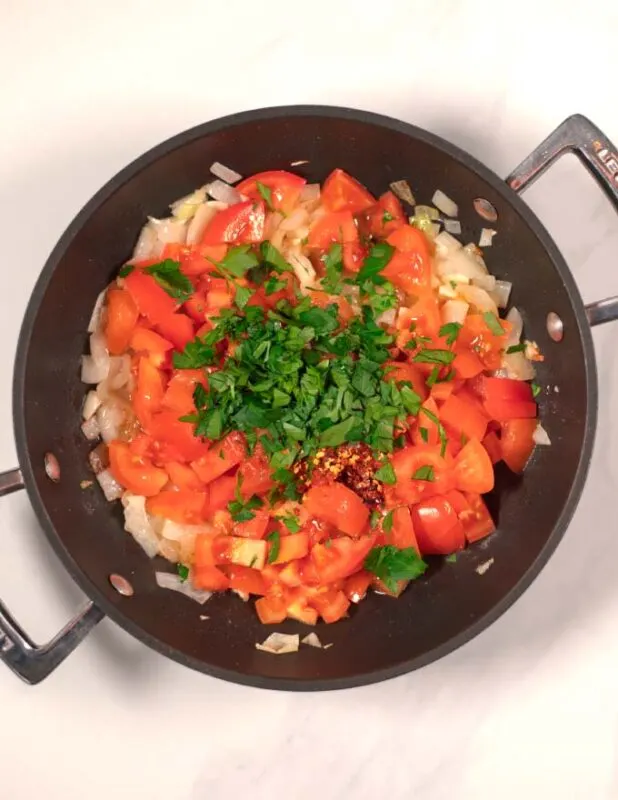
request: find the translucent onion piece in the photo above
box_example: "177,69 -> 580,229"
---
458,283 -> 498,315
96,469 -> 123,502
377,308 -> 396,327
432,189 -> 458,218
533,423 -> 551,446
414,205 -> 440,220
155,572 -> 212,604
81,416 -> 101,441
505,306 -> 524,345
96,401 -> 126,443
88,290 -> 107,333
472,273 -> 496,292
209,162 -> 242,184
389,179 -> 416,206
170,186 -> 208,220
160,519 -> 211,542
441,299 -> 469,325
279,207 -> 309,232
107,355 -> 132,390
288,252 -> 316,294
186,201 -> 227,245
443,219 -> 462,235
479,228 -> 497,247
132,222 -> 159,262
206,180 -> 242,205
492,280 -> 512,309
122,494 -> 159,558
299,183 -> 320,204
434,231 -> 462,257
81,355 -> 109,385
436,247 -> 486,281
302,633 -> 323,648
502,349 -> 535,381
148,217 -> 187,245
255,633 -> 300,654
82,390 -> 102,420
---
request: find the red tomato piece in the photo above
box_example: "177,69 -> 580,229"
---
237,445 -> 274,499
165,461 -> 204,491
342,240 -> 367,273
343,571 -> 373,603
124,269 -> 177,324
321,168 -> 375,214
482,430 -> 502,464
233,510 -> 270,540
105,288 -> 139,355
384,360 -> 428,401
360,191 -> 406,239
500,418 -> 537,473
194,530 -> 218,568
108,441 -> 168,497
162,369 -> 206,416
190,432 -> 246,485
272,533 -> 310,565
440,393 -> 489,443
180,244 -> 228,276
201,200 -> 266,245
307,210 -> 358,250
304,483 -> 369,537
460,492 -> 496,543
453,438 -> 494,494
226,565 -> 267,596
386,507 -> 420,553
391,445 -> 453,504
255,596 -> 287,624
476,377 -> 537,421
155,312 -> 194,351
411,496 -> 466,555
133,357 -> 166,428
193,565 -> 230,591
146,490 -> 208,524
458,314 -> 509,372
205,475 -> 237,514
235,170 -> 306,215
310,535 -> 375,583
452,349 -> 485,380
129,327 -> 173,367
310,589 -> 351,623
148,409 -> 211,463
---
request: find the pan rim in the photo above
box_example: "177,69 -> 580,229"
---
11,104 -> 598,690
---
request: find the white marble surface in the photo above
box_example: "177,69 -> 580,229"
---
1,1 -> 618,797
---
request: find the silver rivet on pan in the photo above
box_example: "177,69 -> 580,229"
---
546,311 -> 564,342
109,574 -> 134,597
44,452 -> 60,482
473,197 -> 498,223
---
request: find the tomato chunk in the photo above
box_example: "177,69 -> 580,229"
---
235,170 -> 306,215
105,288 -> 139,355
453,438 -> 494,494
108,441 -> 168,497
272,533 -> 310,565
411,496 -> 466,555
304,483 -> 369,537
191,432 -> 246,485
321,168 -> 375,214
440,393 -> 488,443
201,200 -> 266,245
501,418 -> 537,473
310,535 -> 375,583
146,490 -> 207,524
124,269 -> 177,323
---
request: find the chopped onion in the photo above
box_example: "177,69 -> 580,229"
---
288,252 -> 316,294
107,355 -> 131,390
233,589 -> 250,602
88,290 -> 107,333
472,273 -> 496,292
436,247 -> 486,282
491,280 -> 512,309
96,469 -> 123,502
155,572 -> 212,604
479,228 -> 497,247
132,222 -> 159,262
279,207 -> 309,232
390,179 -> 416,207
463,242 -> 487,269
148,217 -> 187,245
533,423 -> 551,446
501,349 -> 535,380
206,180 -> 242,205
82,390 -> 102,420
170,186 -> 208,220
302,633 -> 323,648
377,308 -> 396,327
81,416 -> 101,441
122,494 -> 159,558
458,283 -> 498,315
476,558 -> 494,575
434,231 -> 462,257
505,306 -> 524,345
209,162 -> 242,184
255,633 -> 300,654
96,401 -> 126,443
441,299 -> 469,325
81,355 -> 109,384
415,205 -> 440,220
432,189 -> 458,218
186,201 -> 227,246
88,443 -> 109,474
444,219 -> 462,235
160,519 -> 210,541
299,183 -> 320,204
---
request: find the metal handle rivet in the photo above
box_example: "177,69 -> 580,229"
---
44,452 -> 60,482
473,197 -> 498,223
109,574 -> 134,597
546,311 -> 564,342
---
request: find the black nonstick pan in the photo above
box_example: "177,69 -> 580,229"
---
1,106 -> 617,689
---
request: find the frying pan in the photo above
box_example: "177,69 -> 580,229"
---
1,107 -> 617,690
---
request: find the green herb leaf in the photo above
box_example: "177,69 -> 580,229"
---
426,366 -> 440,388
375,461 -> 396,485
119,264 -> 134,278
144,259 -> 193,301
413,349 -> 456,366
220,245 -> 260,277
399,385 -> 422,416
531,382 -> 541,398
256,181 -> 275,211
267,530 -> 281,563
370,510 -> 380,529
173,337 -> 216,369
193,383 -> 208,410
382,211 -> 395,223
319,416 -> 361,447
419,427 -> 429,443
364,545 -> 428,593
176,563 -> 189,582
438,321 -> 462,346
445,553 -> 457,563
420,406 -> 448,457
260,241 -> 292,273
235,285 -> 254,310
412,464 -> 435,481
265,276 -> 287,296
278,515 -> 301,534
382,509 -> 394,533
356,242 -> 394,285
506,343 -> 526,354
483,311 -> 504,336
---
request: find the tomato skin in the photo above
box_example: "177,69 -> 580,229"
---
460,492 -> 496,543
235,170 -> 306,214
201,200 -> 266,245
344,571 -> 373,603
108,441 -> 168,497
360,191 -> 406,239
226,565 -> 267,596
482,430 -> 502,464
162,370 -> 205,416
500,418 -> 536,473
310,535 -> 375,583
255,596 -> 287,624
272,533 -> 310,565
124,269 -> 177,323
129,327 -> 173,367
411,496 -> 466,555
133,357 -> 166,428
321,169 -> 375,214
440,392 -> 489,443
383,225 -> 433,294
391,445 -> 453,504
193,565 -> 230,591
148,410 -> 211,463
165,460 -> 204,491
452,349 -> 485,380
307,210 -> 358,250
205,475 -> 237,514
476,377 -> 537,421
146,490 -> 208,524
155,312 -> 195,351
105,288 -> 139,355
342,240 -> 367,273
384,361 -> 428,401
386,507 -> 420,553
396,292 -> 441,339
311,589 -> 350,623
237,445 -> 274,499
233,510 -> 270,539
453,438 -> 494,494
191,432 -> 246,485
459,315 -> 509,371
303,483 -> 369,537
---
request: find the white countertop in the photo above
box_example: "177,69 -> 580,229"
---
2,1 -> 618,797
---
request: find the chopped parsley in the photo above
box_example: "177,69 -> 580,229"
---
176,563 -> 190,582
413,349 -> 456,366
278,515 -> 301,533
266,530 -> 281,563
144,259 -> 193,301
375,461 -> 396,485
412,465 -> 435,481
438,321 -> 462,346
119,264 -> 134,278
531,382 -> 542,398
256,181 -> 275,211
483,311 -> 504,336
506,343 -> 526,354
382,508 -> 395,533
364,545 -> 428,593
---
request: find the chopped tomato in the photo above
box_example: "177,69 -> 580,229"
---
500,418 -> 536,473
391,445 -> 453,504
193,565 -> 230,591
226,565 -> 267,596
460,492 -> 496,543
238,445 -> 274,499
360,191 -> 406,239
108,441 -> 168,497
133,357 -> 165,428
482,430 -> 502,464
310,589 -> 350,623
161,371 -> 204,416
475,376 -> 537,421
205,475 -> 237,514
344,571 -> 373,603
386,506 -> 420,553
235,170 -> 306,215
411,496 -> 466,555
194,530 -> 218,568
184,292 -> 209,323
342,240 -> 367,273
233,510 -> 270,540
286,599 -> 319,626
321,168 -> 375,214
214,537 -> 268,570
146,490 -> 207,524
124,269 -> 177,324
255,595 -> 287,624
396,291 -> 441,339
440,392 -> 488,443
304,483 -> 369,537
307,210 -> 358,250
452,349 -> 484,380
453,438 -> 494,494
129,327 -> 173,367
105,288 -> 139,355
201,200 -> 266,245
384,361 -> 428,401
310,535 -> 375,583
383,225 -> 432,294
272,533 -> 310,565
191,432 -> 246,485
165,460 -> 204,491
155,312 -> 195,351
148,410 -> 211,463
459,314 -> 509,371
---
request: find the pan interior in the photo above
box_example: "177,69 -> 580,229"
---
13,107 -> 596,689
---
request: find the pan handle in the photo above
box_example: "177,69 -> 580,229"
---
506,114 -> 618,327
0,468 -> 104,685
